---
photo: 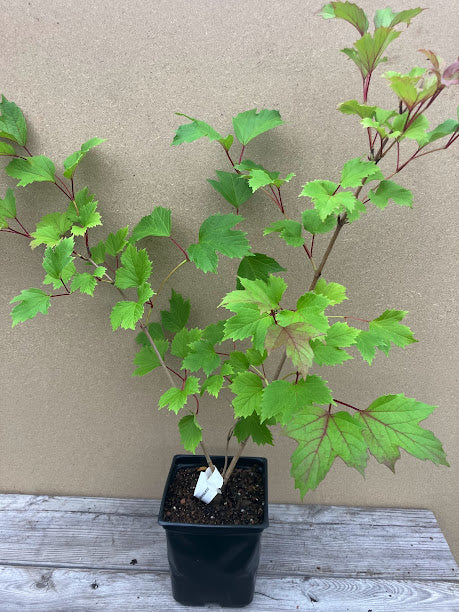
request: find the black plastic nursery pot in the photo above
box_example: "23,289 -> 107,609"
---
158,455 -> 268,608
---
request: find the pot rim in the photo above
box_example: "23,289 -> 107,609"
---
158,454 -> 269,532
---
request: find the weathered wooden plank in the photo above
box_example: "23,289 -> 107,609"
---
0,493 -> 441,528
1,565 -> 458,612
0,495 -> 456,580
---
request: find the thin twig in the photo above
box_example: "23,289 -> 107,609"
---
223,437 -> 249,485
222,422 -> 236,476
200,441 -> 214,471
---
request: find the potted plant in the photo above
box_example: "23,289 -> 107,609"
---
1,2 -> 456,607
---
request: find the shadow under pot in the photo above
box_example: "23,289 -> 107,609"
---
158,454 -> 269,608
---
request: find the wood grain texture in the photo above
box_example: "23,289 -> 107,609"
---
0,493 -> 457,611
0,566 -> 458,612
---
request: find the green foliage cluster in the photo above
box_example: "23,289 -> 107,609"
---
1,2 -> 457,495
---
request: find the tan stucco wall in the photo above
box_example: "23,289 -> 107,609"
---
1,0 -> 457,559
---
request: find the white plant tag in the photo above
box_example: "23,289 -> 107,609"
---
193,466 -> 223,504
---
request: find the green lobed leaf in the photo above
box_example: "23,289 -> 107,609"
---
286,405 -> 369,497
63,137 -> 105,179
321,2 -> 369,35
354,329 -> 391,365
225,351 -> 250,374
355,394 -> 448,470
314,278 -> 347,305
0,188 -> 17,219
105,226 -> 129,256
235,161 -> 294,191
90,241 -> 106,264
93,266 -> 106,278
207,171 -> 254,208
265,322 -> 316,379
296,292 -> 331,333
236,253 -> 285,289
137,283 -> 154,305
286,405 -> 336,496
233,414 -> 274,446
30,212 -> 72,249
310,339 -> 353,366
425,119 -> 459,146
43,260 -> 75,289
231,371 -> 264,418
260,380 -> 303,424
368,180 -> 413,210
338,99 -> 377,118
368,309 -> 417,349
340,157 -> 384,189
218,134 -> 233,151
5,155 -> 56,187
110,300 -> 145,331
221,275 -> 287,315
67,187 -> 96,222
129,206 -> 171,243
203,320 -> 225,345
171,114 -> 222,145
132,341 -> 169,376
374,7 -> 423,29
158,376 -> 200,414
274,310 -> 319,334
178,414 -> 203,453
200,375 -> 225,398
343,27 -> 401,78
302,209 -> 336,235
260,375 -> 334,424
187,213 -> 251,273
114,244 -> 152,289
233,109 -> 284,145
300,180 -> 358,220
42,237 -> 74,281
10,288 -> 51,327
0,142 -> 16,156
0,96 -> 27,145
346,198 -> 367,222
327,411 -> 367,473
264,219 -> 304,247
182,339 -> 221,375
392,112 -> 429,144
71,272 -> 98,296
324,322 -> 360,347
223,303 -> 274,352
170,327 -> 202,359
69,200 -> 102,236
160,289 -> 190,333
244,168 -> 279,191
385,74 -> 420,109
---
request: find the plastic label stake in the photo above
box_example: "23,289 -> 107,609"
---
194,466 -> 223,504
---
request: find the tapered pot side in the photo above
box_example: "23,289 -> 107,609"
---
158,455 -> 268,607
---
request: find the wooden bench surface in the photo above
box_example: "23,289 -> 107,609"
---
0,494 -> 457,610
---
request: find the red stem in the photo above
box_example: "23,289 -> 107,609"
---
333,398 -> 363,412
167,366 -> 184,381
169,237 -> 190,261
54,182 -> 73,200
1,227 -> 30,238
14,217 -> 31,236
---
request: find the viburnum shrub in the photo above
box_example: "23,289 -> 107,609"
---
1,4 -> 457,495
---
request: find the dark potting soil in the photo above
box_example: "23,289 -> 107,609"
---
163,464 -> 265,525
